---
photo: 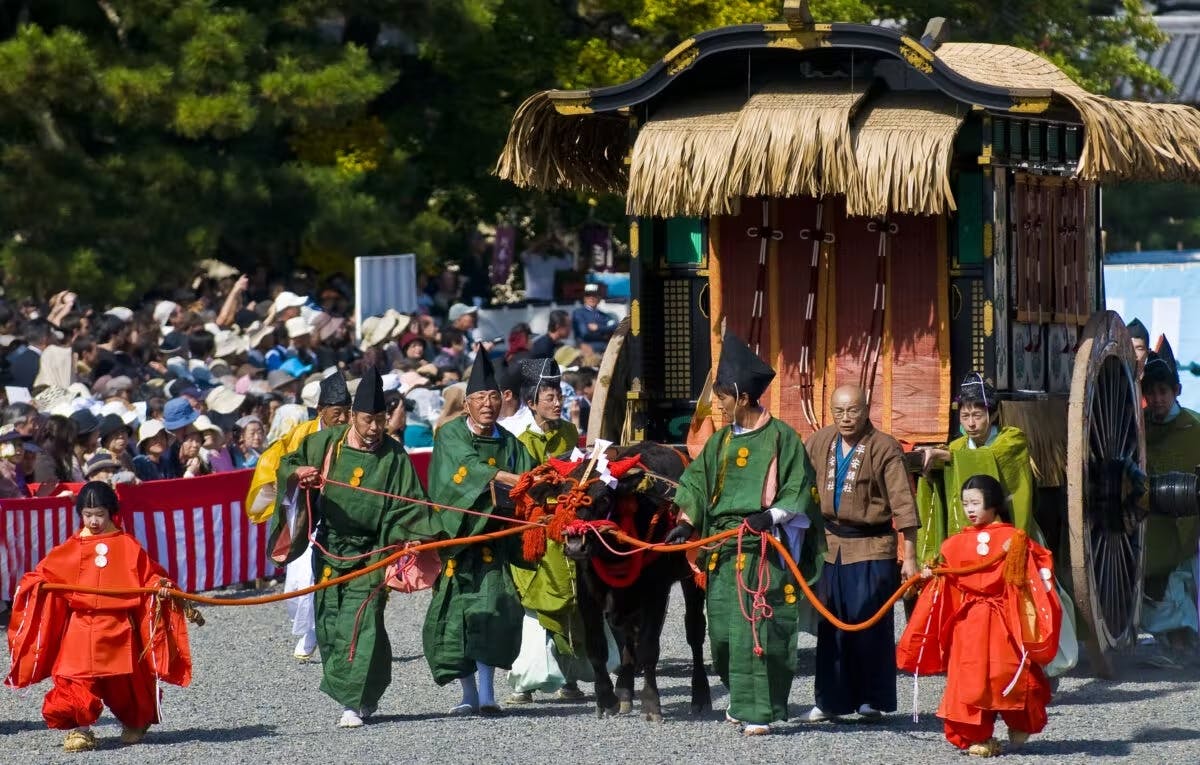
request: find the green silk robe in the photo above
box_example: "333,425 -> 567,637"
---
512,419 -> 588,680
674,416 -> 823,725
515,420 -> 580,465
272,424 -> 437,710
1144,408 -> 1200,580
915,426 -> 1035,565
422,416 -> 535,685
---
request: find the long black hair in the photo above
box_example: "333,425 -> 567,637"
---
75,480 -> 119,517
961,474 -> 1010,523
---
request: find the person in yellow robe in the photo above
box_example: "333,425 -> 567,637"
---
246,374 -> 351,659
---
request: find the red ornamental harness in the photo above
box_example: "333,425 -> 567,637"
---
509,455 -> 672,588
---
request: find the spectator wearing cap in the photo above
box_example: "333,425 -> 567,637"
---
132,420 -> 176,481
100,375 -> 135,408
231,415 -> 265,469
571,283 -> 618,345
529,310 -> 571,361
83,449 -> 124,484
33,414 -> 76,493
69,410 -> 100,481
270,291 -> 308,326
446,303 -> 478,335
98,413 -> 135,473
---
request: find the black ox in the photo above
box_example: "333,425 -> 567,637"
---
524,442 -> 711,721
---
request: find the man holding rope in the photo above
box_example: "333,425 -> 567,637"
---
805,385 -> 919,723
422,348 -> 533,715
271,367 -> 439,729
666,332 -> 823,736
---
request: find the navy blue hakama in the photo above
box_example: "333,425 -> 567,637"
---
814,553 -> 899,716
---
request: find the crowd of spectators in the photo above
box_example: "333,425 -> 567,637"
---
0,252 -> 621,498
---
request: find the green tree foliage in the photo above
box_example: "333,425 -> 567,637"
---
0,1 -> 1179,303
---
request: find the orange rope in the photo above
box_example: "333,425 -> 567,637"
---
603,526 -> 1008,632
39,525 -> 528,606
36,468 -> 1003,635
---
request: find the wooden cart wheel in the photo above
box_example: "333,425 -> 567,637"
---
1067,310 -> 1147,678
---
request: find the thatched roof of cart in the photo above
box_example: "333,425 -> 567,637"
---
496,22 -> 1200,218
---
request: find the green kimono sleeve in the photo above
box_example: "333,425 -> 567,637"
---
379,447 -> 443,544
915,473 -> 948,566
674,428 -> 721,533
989,427 -> 1036,533
267,426 -> 343,566
428,418 -> 502,538
774,424 -> 825,582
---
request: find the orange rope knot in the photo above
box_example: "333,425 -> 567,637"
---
508,464 -> 599,562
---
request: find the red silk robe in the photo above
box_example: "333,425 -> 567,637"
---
6,529 -> 192,729
898,523 -> 1061,746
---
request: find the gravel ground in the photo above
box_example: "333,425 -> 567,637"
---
1,584 -> 1197,765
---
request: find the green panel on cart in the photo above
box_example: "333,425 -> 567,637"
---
665,217 -> 704,265
956,171 -> 985,265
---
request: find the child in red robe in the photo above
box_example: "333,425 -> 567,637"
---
6,481 -> 194,752
898,474 -> 1062,757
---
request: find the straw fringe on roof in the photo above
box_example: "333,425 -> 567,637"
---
847,94 -> 965,218
497,42 -> 1200,215
726,82 -> 867,200
494,91 -> 628,194
937,43 -> 1200,182
626,98 -> 741,218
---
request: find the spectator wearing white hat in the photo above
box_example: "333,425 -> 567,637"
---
270,291 -> 308,325
285,316 -> 317,368
193,414 -> 234,473
132,420 -> 176,481
153,300 -> 183,335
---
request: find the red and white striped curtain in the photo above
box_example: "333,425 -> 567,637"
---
0,470 -> 272,598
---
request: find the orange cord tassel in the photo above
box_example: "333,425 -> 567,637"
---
1003,530 -> 1029,587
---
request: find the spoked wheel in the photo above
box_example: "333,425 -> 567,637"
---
1067,311 -> 1147,678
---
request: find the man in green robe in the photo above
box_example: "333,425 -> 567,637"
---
506,357 -> 588,704
422,348 -> 534,713
915,373 -> 1036,564
1140,345 -> 1200,654
666,332 -> 823,736
270,367 -> 438,728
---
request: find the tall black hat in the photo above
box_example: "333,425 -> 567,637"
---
352,367 -> 386,414
1144,337 -> 1180,388
318,373 -> 351,407
1126,318 -> 1150,344
466,345 -> 499,394
958,371 -> 998,412
714,332 -> 775,401
520,358 -> 561,387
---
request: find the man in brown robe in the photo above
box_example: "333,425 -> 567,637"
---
804,385 -> 919,722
